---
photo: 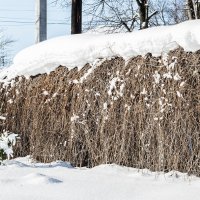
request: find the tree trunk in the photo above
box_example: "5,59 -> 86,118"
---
186,0 -> 198,19
196,0 -> 200,18
71,0 -> 82,34
136,0 -> 149,29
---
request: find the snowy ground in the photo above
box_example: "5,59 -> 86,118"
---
0,157 -> 200,200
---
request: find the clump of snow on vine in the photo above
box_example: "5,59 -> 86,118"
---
0,131 -> 18,163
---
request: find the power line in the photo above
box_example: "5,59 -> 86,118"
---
0,20 -> 68,24
0,19 -> 70,25
0,24 -> 33,27
0,20 -> 33,24
0,9 -> 34,12
0,17 -> 67,22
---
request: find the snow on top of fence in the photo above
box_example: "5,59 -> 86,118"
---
1,20 -> 200,82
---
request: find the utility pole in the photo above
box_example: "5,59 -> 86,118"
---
71,0 -> 82,34
35,0 -> 47,43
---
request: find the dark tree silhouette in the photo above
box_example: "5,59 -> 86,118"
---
71,0 -> 82,34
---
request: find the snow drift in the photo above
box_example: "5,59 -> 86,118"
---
1,20 -> 200,81
1,156 -> 200,200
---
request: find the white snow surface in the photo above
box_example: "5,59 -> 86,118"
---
1,20 -> 200,82
0,157 -> 200,200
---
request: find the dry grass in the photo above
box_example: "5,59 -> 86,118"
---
0,47 -> 199,176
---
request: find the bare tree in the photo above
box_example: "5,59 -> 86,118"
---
84,0 -> 160,32
84,0 -> 139,33
53,0 -> 153,32
53,0 -> 192,33
52,0 -> 82,34
186,0 -> 200,19
0,31 -> 13,67
150,0 -> 187,26
136,0 -> 158,29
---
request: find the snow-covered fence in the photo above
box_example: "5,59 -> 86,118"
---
0,48 -> 199,175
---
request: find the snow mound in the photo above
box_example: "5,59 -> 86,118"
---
4,156 -> 73,169
4,160 -> 30,168
1,20 -> 200,82
33,160 -> 73,168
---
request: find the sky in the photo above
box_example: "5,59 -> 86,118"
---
0,0 -> 70,59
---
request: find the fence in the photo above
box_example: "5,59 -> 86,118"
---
0,47 -> 199,176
